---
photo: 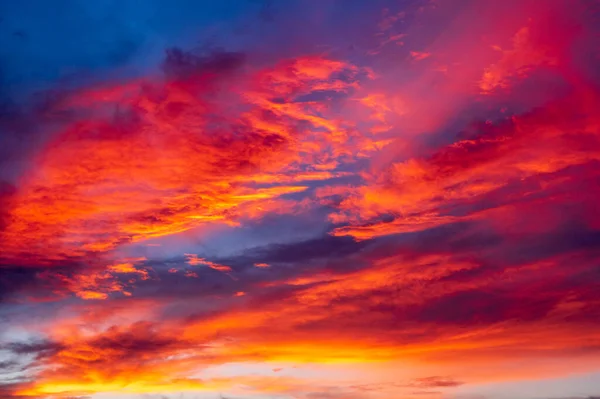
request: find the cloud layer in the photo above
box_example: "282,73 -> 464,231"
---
1,1 -> 599,399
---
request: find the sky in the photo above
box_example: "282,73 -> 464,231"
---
0,0 -> 599,398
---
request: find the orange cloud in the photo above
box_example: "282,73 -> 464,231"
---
480,25 -> 558,93
329,88 -> 600,240
0,54 -> 371,266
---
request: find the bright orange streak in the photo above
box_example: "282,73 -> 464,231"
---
186,254 -> 232,273
18,249 -> 600,398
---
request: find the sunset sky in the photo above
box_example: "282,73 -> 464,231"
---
1,1 -> 600,398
